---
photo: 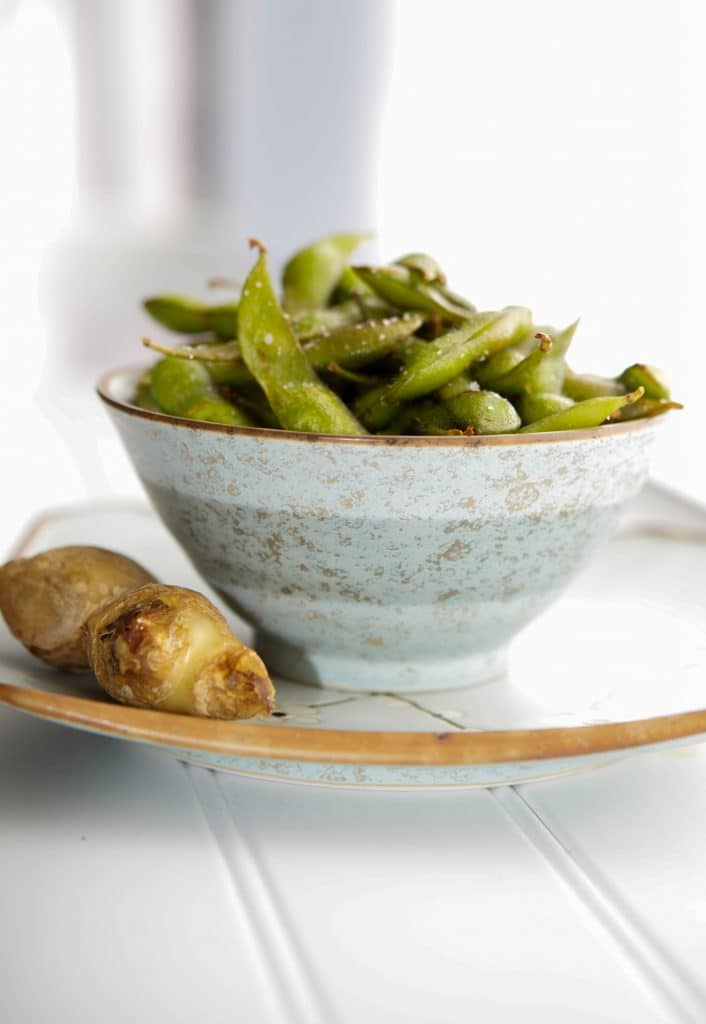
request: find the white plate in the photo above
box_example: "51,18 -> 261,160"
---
1,484 -> 706,787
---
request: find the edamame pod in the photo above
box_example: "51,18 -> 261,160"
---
238,241 -> 367,435
354,265 -> 475,323
618,363 -> 671,400
518,389 -> 643,433
435,371 -> 478,401
144,338 -> 241,362
331,266 -> 377,303
324,364 -> 382,385
143,338 -> 254,388
131,370 -> 161,411
355,307 -> 531,430
402,402 -> 465,436
473,348 -> 525,387
150,357 -> 253,425
150,357 -> 215,414
386,306 -> 532,403
608,397 -> 682,422
443,390 -> 521,434
516,392 -> 574,425
282,233 -> 369,313
486,335 -> 563,396
186,397 -> 254,426
291,295 -> 391,339
146,314 -> 422,388
563,370 -> 626,401
303,314 -> 423,370
540,320 -> 578,358
393,254 -> 478,317
144,296 -> 238,338
393,252 -> 447,285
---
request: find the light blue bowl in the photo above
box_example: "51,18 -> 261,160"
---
99,369 -> 656,692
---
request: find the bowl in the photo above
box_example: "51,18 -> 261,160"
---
98,368 -> 657,693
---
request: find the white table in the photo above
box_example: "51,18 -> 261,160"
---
2,498 -> 706,1024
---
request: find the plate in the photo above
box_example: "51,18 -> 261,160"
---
1,485 -> 706,788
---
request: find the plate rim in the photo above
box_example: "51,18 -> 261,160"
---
2,681 -> 706,766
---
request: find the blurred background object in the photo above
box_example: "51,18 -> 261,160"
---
0,0 -> 703,553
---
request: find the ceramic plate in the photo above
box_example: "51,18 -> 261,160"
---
1,485 -> 706,788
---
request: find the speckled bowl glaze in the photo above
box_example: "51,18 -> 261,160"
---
99,369 -> 656,692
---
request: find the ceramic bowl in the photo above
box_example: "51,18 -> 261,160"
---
98,368 -> 656,692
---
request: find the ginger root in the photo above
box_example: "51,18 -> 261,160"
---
0,546 -> 155,672
84,583 -> 274,719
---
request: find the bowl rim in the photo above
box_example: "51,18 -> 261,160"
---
98,365 -> 658,447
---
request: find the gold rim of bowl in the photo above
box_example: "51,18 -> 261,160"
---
97,366 -> 659,447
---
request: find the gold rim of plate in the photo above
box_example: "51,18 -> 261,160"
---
1,683 -> 706,765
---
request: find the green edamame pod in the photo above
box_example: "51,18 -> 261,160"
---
548,320 -> 579,358
486,335 -> 563,396
238,241 -> 367,435
393,253 -> 447,285
143,337 -> 254,389
143,296 -> 213,334
516,392 -> 574,425
282,233 -> 369,313
354,265 -> 475,323
443,390 -> 521,435
392,254 -> 479,319
404,402 -> 465,436
185,396 -> 254,427
205,360 -> 255,388
396,336 -> 429,367
132,370 -> 161,412
435,371 -> 477,402
473,348 -> 525,387
351,383 -> 392,430
144,296 -> 238,339
608,397 -> 683,422
324,364 -> 382,386
143,337 -> 241,362
303,314 -> 423,370
146,313 -> 422,389
354,306 -> 531,430
376,404 -> 418,435
331,266 -> 377,303
291,295 -> 391,339
149,357 -> 253,425
386,306 -> 532,403
519,388 -> 643,433
618,363 -> 671,400
480,323 -> 575,392
150,357 -> 215,414
563,369 -> 626,401
219,385 -> 280,428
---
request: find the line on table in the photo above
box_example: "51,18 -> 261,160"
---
184,764 -> 334,1024
492,785 -> 706,1024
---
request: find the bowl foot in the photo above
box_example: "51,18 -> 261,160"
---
254,633 -> 508,693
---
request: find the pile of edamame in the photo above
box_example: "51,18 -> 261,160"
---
135,235 -> 680,436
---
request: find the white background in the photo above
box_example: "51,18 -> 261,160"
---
0,0 -> 704,554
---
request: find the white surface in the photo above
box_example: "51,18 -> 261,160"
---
0,710 -> 683,1024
